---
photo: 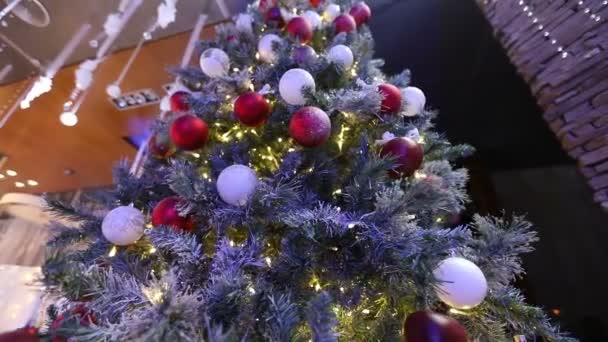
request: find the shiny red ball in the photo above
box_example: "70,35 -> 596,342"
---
349,2 -> 372,27
289,106 -> 331,147
378,83 -> 402,114
309,0 -> 323,7
333,14 -> 357,34
0,327 -> 38,342
170,91 -> 191,112
286,17 -> 313,44
152,196 -> 195,232
148,132 -> 175,159
265,7 -> 285,27
234,91 -> 271,127
380,137 -> 423,177
403,311 -> 468,342
170,114 -> 209,150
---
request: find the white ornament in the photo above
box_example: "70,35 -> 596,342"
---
281,8 -> 296,22
235,13 -> 253,33
279,68 -> 315,105
327,44 -> 354,69
102,206 -> 145,246
160,96 -> 171,111
106,84 -> 122,98
199,48 -> 230,78
157,0 -> 177,29
433,257 -> 488,309
323,4 -> 341,22
217,165 -> 259,206
403,86 -> 426,117
258,34 -> 283,64
405,127 -> 421,142
302,10 -> 322,29
375,131 -> 396,146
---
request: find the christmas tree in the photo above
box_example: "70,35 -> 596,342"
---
39,1 -> 574,341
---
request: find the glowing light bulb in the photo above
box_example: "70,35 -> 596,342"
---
60,111 -> 78,126
6,170 -> 17,176
26,180 -> 38,186
15,181 -> 25,188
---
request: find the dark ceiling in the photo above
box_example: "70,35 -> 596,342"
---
0,0 -> 247,85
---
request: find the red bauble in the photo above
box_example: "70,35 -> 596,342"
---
234,91 -> 271,127
148,132 -> 175,159
0,327 -> 38,342
286,17 -> 313,44
333,14 -> 357,34
309,0 -> 323,7
170,91 -> 191,112
50,305 -> 97,342
265,7 -> 285,27
289,106 -> 331,147
380,137 -> 424,177
378,83 -> 402,114
170,114 -> 209,150
349,2 -> 372,27
403,311 -> 468,342
152,196 -> 195,231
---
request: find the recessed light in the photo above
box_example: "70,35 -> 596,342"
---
60,111 -> 78,126
0,173 -> 4,179
6,170 -> 17,176
27,180 -> 38,186
15,181 -> 25,188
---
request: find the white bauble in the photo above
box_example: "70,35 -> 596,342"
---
258,34 -> 283,63
106,84 -> 122,98
323,4 -> 341,22
433,257 -> 488,309
160,96 -> 171,111
235,13 -> 253,33
327,44 -> 354,69
403,86 -> 426,117
102,206 -> 145,246
199,48 -> 230,77
302,10 -> 322,29
217,164 -> 259,206
279,68 -> 315,105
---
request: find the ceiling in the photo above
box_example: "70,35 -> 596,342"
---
0,0 -> 247,85
0,0 -> 247,194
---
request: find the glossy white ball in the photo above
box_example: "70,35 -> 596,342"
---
279,68 -> 315,105
217,164 -> 259,206
327,44 -> 354,69
199,48 -> 230,77
235,13 -> 253,33
102,206 -> 145,246
433,257 -> 488,309
323,4 -> 341,22
257,34 -> 283,64
403,86 -> 426,117
302,10 -> 322,29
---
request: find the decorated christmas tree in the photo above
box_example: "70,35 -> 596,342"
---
36,0 -> 574,341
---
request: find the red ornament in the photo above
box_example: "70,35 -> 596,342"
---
309,0 -> 323,7
349,2 -> 372,27
50,305 -> 97,342
289,106 -> 331,147
170,91 -> 191,112
333,14 -> 357,34
265,7 -> 285,27
170,114 -> 209,150
286,17 -> 313,44
152,196 -> 195,232
0,327 -> 38,342
403,311 -> 468,342
148,132 -> 175,159
380,137 -> 423,178
378,83 -> 402,114
234,91 -> 271,127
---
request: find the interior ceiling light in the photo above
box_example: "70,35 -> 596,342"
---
0,173 -> 5,179
3,0 -> 50,27
6,169 -> 17,176
15,181 -> 24,188
26,179 -> 38,186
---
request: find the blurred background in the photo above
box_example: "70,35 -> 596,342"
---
0,0 -> 606,338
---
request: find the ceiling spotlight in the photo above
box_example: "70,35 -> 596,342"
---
6,169 -> 17,176
60,111 -> 78,126
15,181 -> 25,188
26,179 -> 38,186
0,173 -> 5,179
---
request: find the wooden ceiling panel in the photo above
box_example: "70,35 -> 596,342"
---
0,27 -> 216,195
